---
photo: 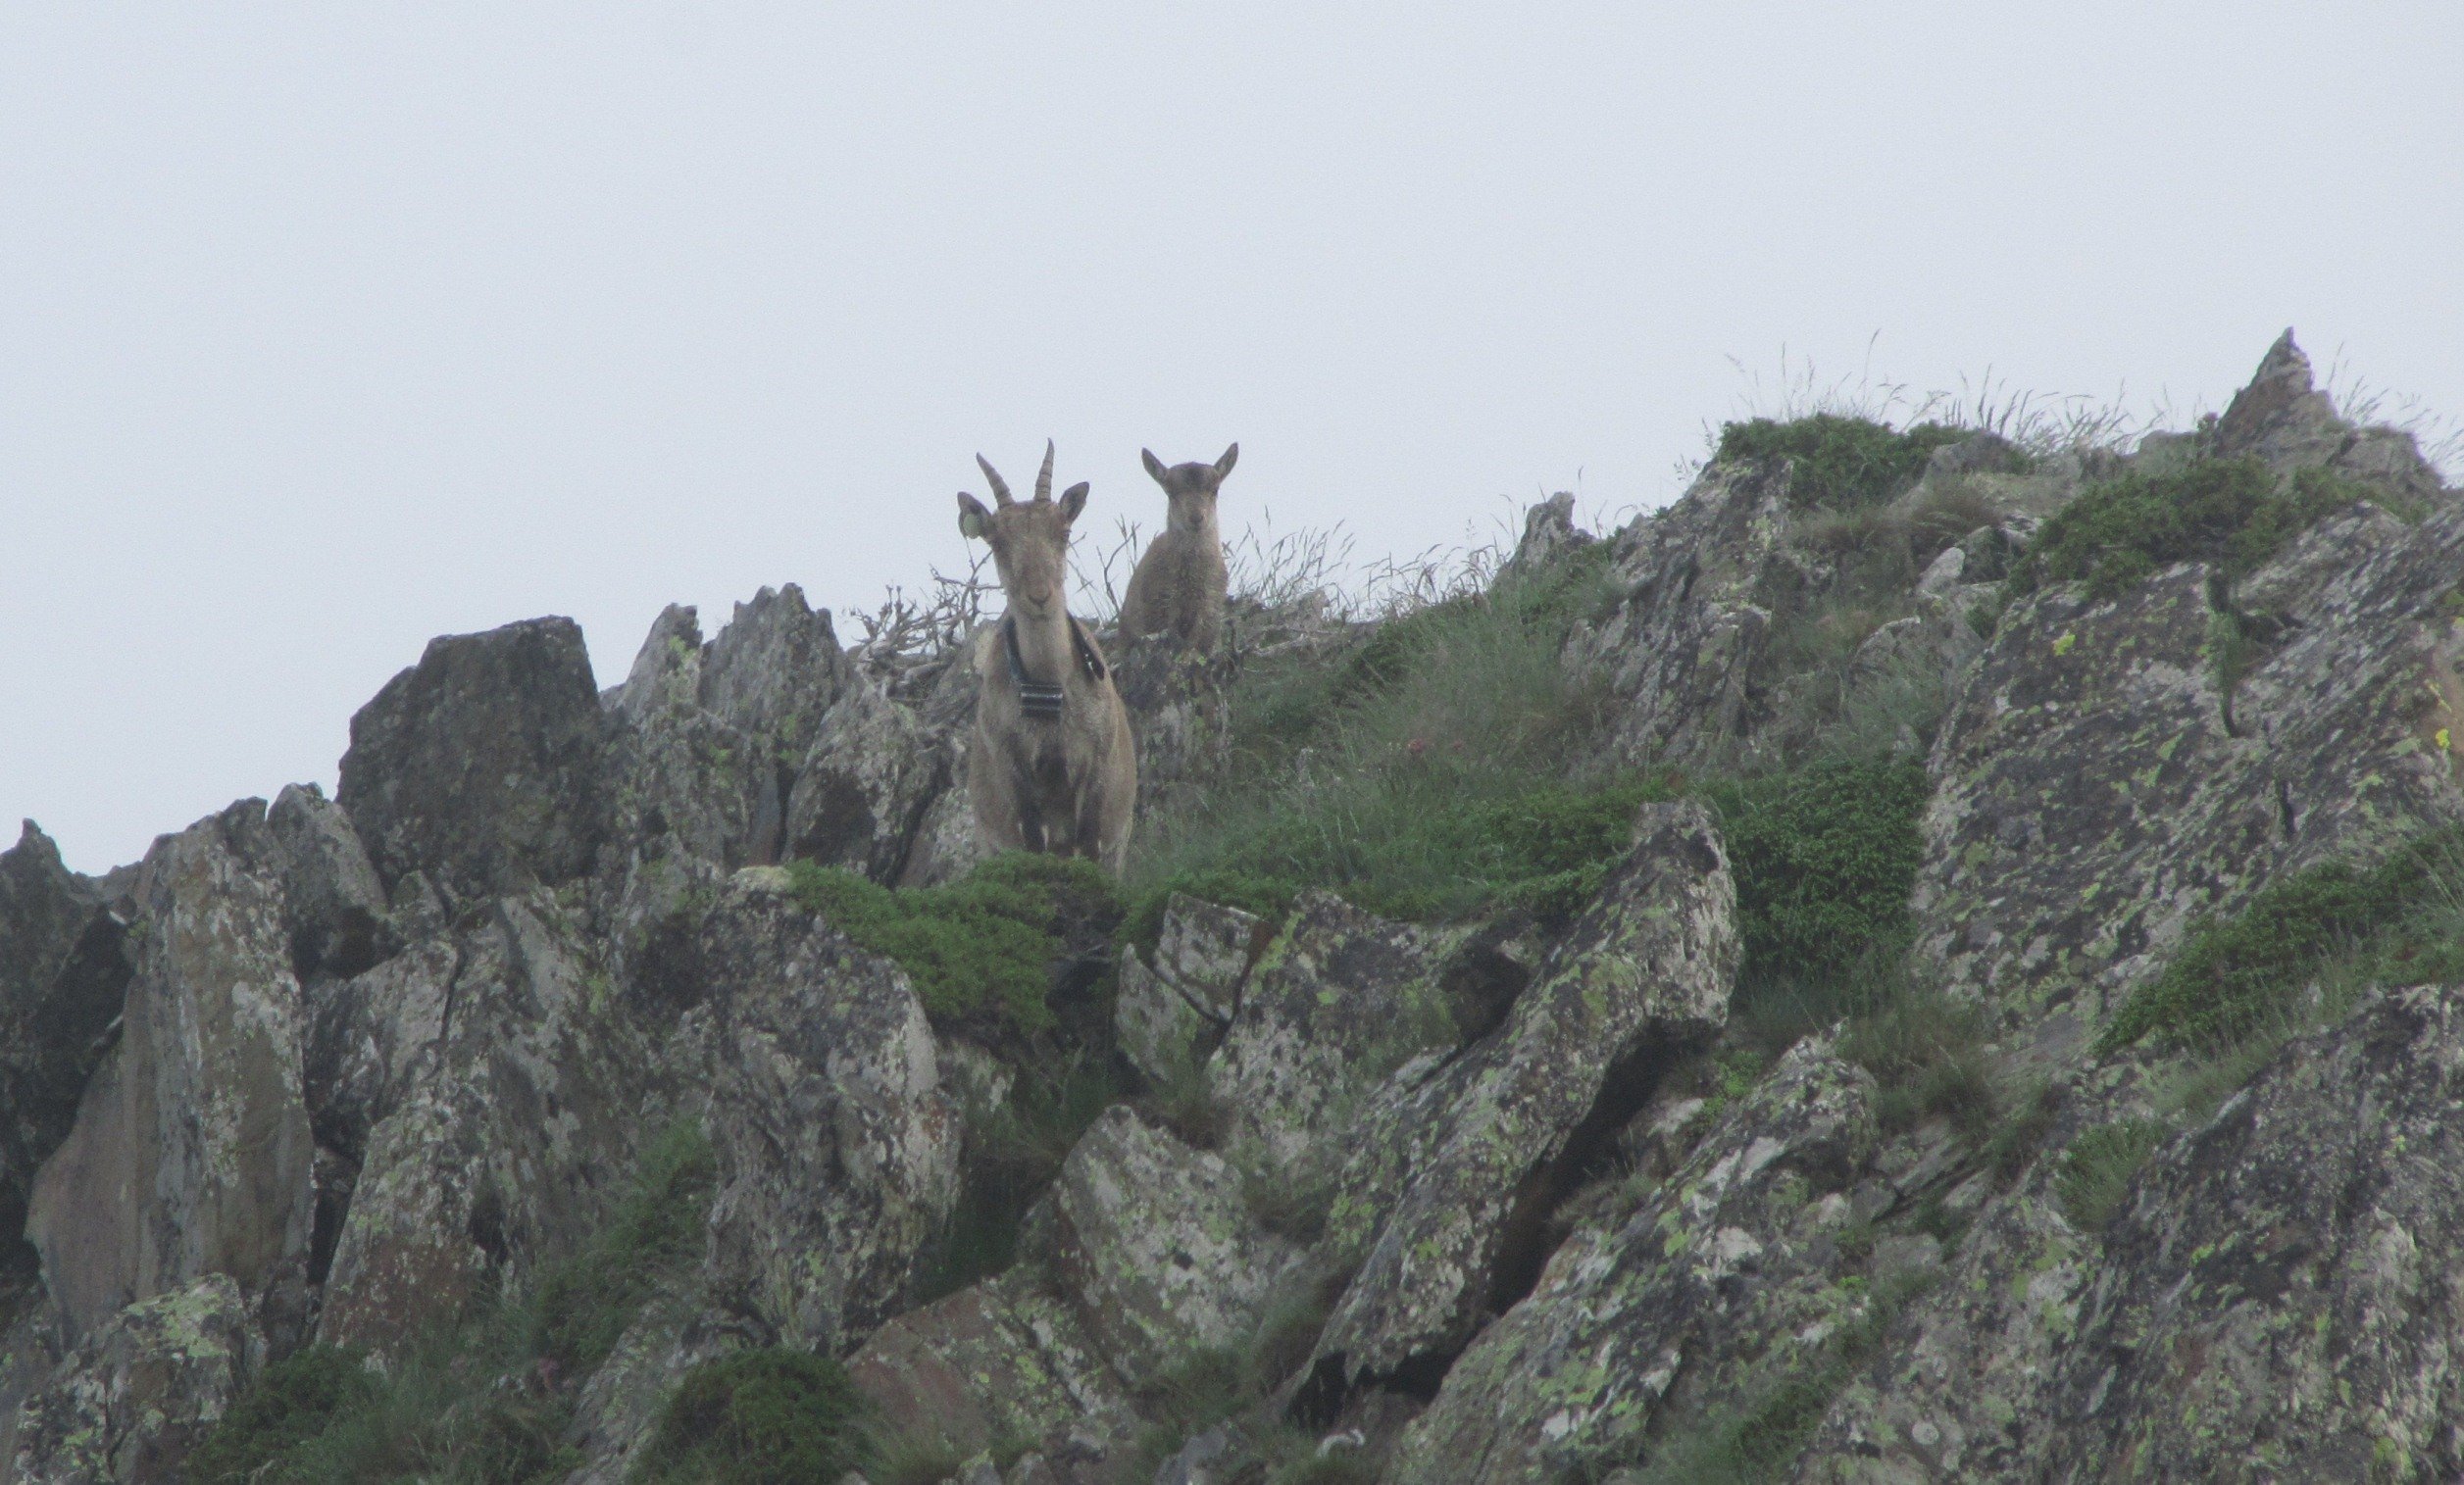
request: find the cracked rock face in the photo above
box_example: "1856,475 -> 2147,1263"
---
0,823 -> 128,1247
1310,802 -> 1737,1394
782,679 -> 951,883
1387,1039 -> 1877,1484
26,804 -> 315,1349
1114,894 -> 1261,1084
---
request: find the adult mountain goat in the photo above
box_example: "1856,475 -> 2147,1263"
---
1118,443 -> 1236,654
957,442 -> 1138,871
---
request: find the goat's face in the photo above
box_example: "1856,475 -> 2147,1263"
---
1140,443 -> 1237,535
958,442 -> 1087,623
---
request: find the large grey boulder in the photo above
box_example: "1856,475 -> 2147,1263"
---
315,893 -> 660,1353
10,1274 -> 261,1485
846,1269 -> 1143,1485
337,616 -> 610,907
685,875 -> 961,1352
1203,892 -> 1458,1169
782,680 -> 949,883
1307,802 -> 1736,1396
697,583 -> 853,772
1385,1040 -> 1876,1484
1914,499 -> 2464,1049
25,804 -> 315,1347
0,824 -> 129,1247
1021,1106 -> 1300,1393
2037,982 -> 2464,1480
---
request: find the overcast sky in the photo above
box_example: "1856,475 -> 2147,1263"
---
5,6 -> 2460,873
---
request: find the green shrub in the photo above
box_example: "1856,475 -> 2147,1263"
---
1715,415 -> 1972,512
186,1348 -> 376,1485
1705,758 -> 1931,991
2009,459 -> 2363,599
630,1350 -> 868,1485
2056,1118 -> 2168,1232
2100,826 -> 2464,1054
787,853 -> 1121,1037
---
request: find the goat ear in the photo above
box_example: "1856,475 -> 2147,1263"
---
1141,449 -> 1167,485
1215,442 -> 1239,479
1058,482 -> 1090,524
957,491 -> 993,540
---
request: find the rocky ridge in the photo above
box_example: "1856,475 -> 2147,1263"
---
0,332 -> 2459,1483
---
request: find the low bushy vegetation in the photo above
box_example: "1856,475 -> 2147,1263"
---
188,1121 -> 716,1485
1706,758 -> 1931,995
2009,458 -> 2364,599
629,1350 -> 868,1485
1715,415 -> 1973,512
786,853 -> 1121,1037
2100,825 -> 2464,1055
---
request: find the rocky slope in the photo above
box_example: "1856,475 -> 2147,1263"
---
2,331 -> 2461,1484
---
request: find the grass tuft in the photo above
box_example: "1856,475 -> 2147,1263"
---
1715,415 -> 1972,512
2054,1119 -> 2168,1233
628,1349 -> 869,1485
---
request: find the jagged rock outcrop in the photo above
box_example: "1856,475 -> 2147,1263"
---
0,824 -> 129,1244
339,616 -> 611,907
26,804 -> 315,1347
263,783 -> 396,984
1306,802 -> 1736,1399
2211,329 -> 2448,505
11,1275 -> 259,1485
782,679 -> 950,882
1387,1039 -> 1879,1483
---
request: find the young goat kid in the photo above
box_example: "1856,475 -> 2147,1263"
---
957,443 -> 1138,871
1117,443 -> 1237,654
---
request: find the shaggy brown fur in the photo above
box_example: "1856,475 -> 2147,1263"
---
957,443 -> 1138,871
1118,443 -> 1236,654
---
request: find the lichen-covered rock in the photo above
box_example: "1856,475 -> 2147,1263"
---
562,1300 -> 742,1485
263,783 -> 396,982
845,1269 -> 1143,1485
338,616 -> 611,907
1496,491 -> 1594,582
685,876 -> 961,1351
1914,498 -> 2464,1047
26,804 -> 315,1347
1204,893 -> 1456,1168
1306,803 -> 1735,1395
696,583 -> 854,771
607,604 -> 770,870
782,680 -> 949,883
1577,462 -> 1801,767
0,823 -> 128,1247
2210,329 -> 2449,507
317,893 -> 659,1352
1114,895 -> 1262,1084
1022,1106 -> 1300,1392
11,1274 -> 261,1485
2033,982 -> 2464,1481
1385,1041 -> 1875,1484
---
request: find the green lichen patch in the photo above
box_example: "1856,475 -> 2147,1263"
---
2009,458 -> 2365,600
785,853 -> 1121,1037
1715,415 -> 1974,512
2101,825 -> 2464,1055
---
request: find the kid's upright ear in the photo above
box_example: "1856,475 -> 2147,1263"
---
1058,481 -> 1089,524
1215,442 -> 1239,478
957,491 -> 993,540
1141,448 -> 1168,485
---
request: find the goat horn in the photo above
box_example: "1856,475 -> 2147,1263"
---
975,454 -> 1014,507
1034,440 -> 1055,503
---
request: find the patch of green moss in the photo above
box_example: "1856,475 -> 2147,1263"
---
1704,757 -> 1931,989
2010,459 -> 2364,600
2102,826 -> 2464,1054
786,853 -> 1122,1037
1715,415 -> 1972,512
629,1350 -> 868,1485
186,1348 -> 375,1485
